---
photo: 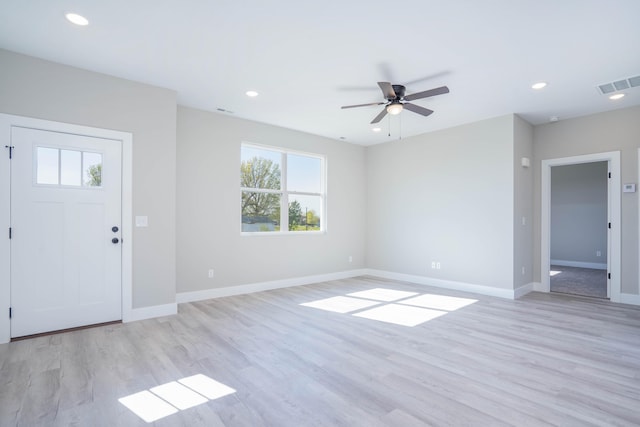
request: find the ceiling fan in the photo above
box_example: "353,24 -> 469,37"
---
341,82 -> 449,124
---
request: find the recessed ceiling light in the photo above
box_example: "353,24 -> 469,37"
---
65,13 -> 89,26
609,93 -> 625,100
245,90 -> 259,97
531,82 -> 547,90
372,127 -> 381,132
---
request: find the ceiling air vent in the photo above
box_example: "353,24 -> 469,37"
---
598,75 -> 640,95
598,83 -> 615,94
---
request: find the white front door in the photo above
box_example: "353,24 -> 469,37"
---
10,126 -> 122,337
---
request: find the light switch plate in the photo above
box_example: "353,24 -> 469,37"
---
623,183 -> 636,193
135,216 -> 148,227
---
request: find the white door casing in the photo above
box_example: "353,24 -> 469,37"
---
0,114 -> 132,343
540,151 -> 621,303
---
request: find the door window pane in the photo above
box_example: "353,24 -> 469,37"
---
36,147 -> 104,189
60,150 -> 82,186
83,152 -> 102,187
36,147 -> 59,185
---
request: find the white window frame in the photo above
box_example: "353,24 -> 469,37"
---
241,142 -> 326,235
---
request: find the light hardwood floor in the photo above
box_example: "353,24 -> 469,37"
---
1,276 -> 639,426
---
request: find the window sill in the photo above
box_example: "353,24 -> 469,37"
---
240,230 -> 326,237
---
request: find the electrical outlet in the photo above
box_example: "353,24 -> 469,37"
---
436,262 -> 441,270
596,250 -> 601,257
431,261 -> 436,269
208,269 -> 214,279
348,256 -> 353,263
522,266 -> 526,275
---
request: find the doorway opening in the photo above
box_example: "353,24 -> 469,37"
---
549,161 -> 609,299
540,151 -> 621,303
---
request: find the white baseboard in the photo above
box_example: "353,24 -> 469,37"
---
177,269 -> 368,304
528,283 -> 638,306
532,282 -> 546,292
363,269 -> 520,300
551,260 -> 607,270
619,293 -> 640,306
514,282 -> 535,299
124,303 -> 177,322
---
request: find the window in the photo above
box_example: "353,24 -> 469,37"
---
241,144 -> 325,233
36,146 -> 102,188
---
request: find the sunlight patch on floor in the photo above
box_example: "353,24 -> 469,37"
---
347,288 -> 418,302
150,381 -> 208,410
300,288 -> 477,327
550,270 -> 562,276
119,374 -> 236,423
119,390 -> 178,423
179,374 -> 236,400
354,304 -> 447,327
300,296 -> 379,313
400,294 -> 477,311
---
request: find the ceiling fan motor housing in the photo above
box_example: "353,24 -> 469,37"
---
391,85 -> 406,99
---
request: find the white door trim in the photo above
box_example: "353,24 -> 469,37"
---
540,151 -> 621,302
0,113 -> 133,344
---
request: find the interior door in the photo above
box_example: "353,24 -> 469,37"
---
10,126 -> 122,337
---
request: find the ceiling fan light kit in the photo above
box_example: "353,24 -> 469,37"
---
386,102 -> 403,115
341,81 -> 449,124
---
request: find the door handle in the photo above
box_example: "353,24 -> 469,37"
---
112,237 -> 119,244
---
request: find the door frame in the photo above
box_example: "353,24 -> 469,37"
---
540,151 -> 621,302
0,113 -> 133,344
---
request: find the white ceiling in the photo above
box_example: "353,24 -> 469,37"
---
1,0 -> 639,146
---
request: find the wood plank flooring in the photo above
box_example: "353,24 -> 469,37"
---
1,276 -> 639,426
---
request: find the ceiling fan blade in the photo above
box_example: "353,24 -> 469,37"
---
370,108 -> 388,124
341,102 -> 385,109
403,70 -> 451,87
377,62 -> 395,82
403,86 -> 449,101
404,103 -> 434,117
377,82 -> 396,99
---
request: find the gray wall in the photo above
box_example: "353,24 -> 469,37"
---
513,116 -> 534,288
366,115 -> 516,290
533,106 -> 640,295
550,162 -> 608,266
3,49 -> 638,303
176,106 -> 366,292
0,49 -> 177,308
